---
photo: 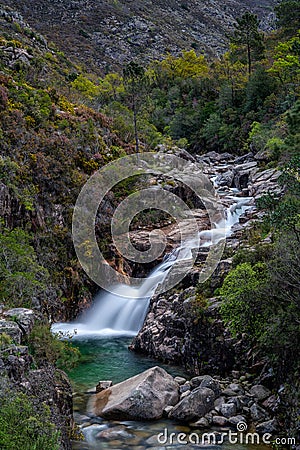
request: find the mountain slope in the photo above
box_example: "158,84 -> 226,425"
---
1,0 -> 276,73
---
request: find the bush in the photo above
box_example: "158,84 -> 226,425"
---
219,262 -> 269,337
0,392 -> 60,450
28,323 -> 81,371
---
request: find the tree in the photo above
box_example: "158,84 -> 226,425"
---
230,12 -> 265,75
123,61 -> 147,155
268,33 -> 300,91
275,1 -> 300,34
214,49 -> 248,105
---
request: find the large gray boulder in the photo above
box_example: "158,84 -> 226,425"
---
169,387 -> 215,422
91,366 -> 179,420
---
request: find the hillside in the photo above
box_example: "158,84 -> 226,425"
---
1,0 -> 276,72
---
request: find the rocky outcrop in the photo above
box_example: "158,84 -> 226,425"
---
130,151 -> 283,375
130,288 -> 238,375
1,0 -> 275,73
0,307 -> 73,449
90,366 -> 179,420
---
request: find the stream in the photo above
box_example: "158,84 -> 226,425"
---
53,173 -> 269,449
67,337 -> 269,450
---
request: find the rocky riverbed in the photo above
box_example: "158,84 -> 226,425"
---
73,366 -> 280,449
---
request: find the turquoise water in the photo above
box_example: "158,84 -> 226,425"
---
68,336 -> 188,390
68,338 -> 269,450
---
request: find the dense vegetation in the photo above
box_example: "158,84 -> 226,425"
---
0,391 -> 60,450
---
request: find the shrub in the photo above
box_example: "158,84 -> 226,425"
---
27,323 -> 81,371
0,392 -> 60,450
219,262 -> 269,337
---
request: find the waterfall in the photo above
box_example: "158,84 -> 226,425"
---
51,194 -> 252,339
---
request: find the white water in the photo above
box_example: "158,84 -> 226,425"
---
51,192 -> 252,339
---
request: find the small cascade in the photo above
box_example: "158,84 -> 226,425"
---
51,194 -> 252,339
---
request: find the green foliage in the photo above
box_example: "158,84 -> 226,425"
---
27,323 -> 81,371
0,391 -> 60,450
259,231 -> 300,377
0,333 -> 13,348
230,12 -> 265,74
275,1 -> 300,34
0,227 -> 48,308
219,262 -> 269,337
71,74 -> 99,99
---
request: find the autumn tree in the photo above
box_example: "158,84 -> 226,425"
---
230,12 -> 265,75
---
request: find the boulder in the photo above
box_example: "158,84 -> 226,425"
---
250,385 -> 271,402
96,381 -> 113,393
91,366 -> 179,420
229,415 -> 247,427
212,415 -> 228,426
220,402 -> 237,418
199,375 -> 221,397
190,417 -> 209,428
169,387 -> 215,422
250,403 -> 270,422
256,419 -> 278,435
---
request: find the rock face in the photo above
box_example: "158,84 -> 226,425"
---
130,151 -> 283,375
0,308 -> 73,449
130,289 -> 237,375
91,366 -> 179,420
1,0 -> 275,72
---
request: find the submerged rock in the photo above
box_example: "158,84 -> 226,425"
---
91,366 -> 179,420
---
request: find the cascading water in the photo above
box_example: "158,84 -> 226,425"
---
51,193 -> 252,339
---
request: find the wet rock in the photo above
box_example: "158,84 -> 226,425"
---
215,170 -> 234,187
97,425 -> 134,440
169,387 -> 215,422
91,366 -> 179,420
190,417 -> 209,428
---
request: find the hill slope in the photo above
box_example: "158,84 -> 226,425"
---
1,0 -> 276,72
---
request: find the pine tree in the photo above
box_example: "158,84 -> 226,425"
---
231,12 -> 265,75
